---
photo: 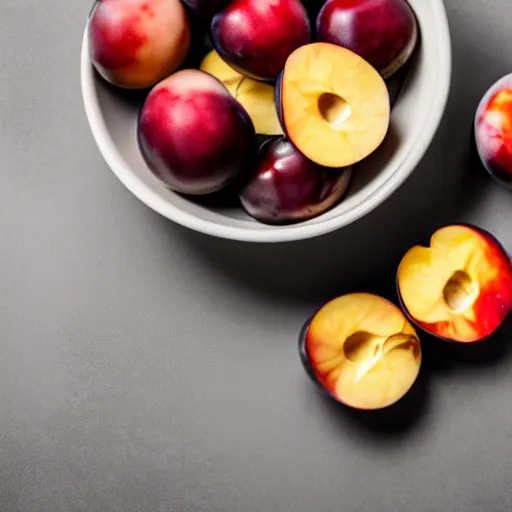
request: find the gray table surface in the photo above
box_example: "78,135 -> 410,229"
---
2,1 -> 512,511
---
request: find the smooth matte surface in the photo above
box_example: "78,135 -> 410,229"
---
2,1 -> 512,511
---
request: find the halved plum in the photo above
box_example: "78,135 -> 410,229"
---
300,293 -> 422,410
277,43 -> 390,167
397,224 -> 512,343
200,50 -> 282,135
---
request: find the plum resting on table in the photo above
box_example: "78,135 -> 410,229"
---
211,0 -> 311,81
301,293 -> 422,410
475,73 -> 512,188
88,0 -> 191,89
138,69 -> 257,195
397,224 -> 512,343
238,136 -> 353,224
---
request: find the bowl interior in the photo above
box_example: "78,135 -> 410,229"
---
82,0 -> 451,242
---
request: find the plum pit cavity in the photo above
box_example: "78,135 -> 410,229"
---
317,92 -> 351,128
442,270 -> 479,312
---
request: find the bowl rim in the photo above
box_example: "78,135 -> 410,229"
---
80,1 -> 452,243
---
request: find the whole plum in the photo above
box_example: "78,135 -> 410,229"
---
138,70 -> 257,195
211,0 -> 311,81
88,0 -> 191,89
238,137 -> 353,224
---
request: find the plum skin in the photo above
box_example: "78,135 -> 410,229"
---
396,223 -> 512,344
210,0 -> 312,81
138,70 -> 257,196
475,73 -> 512,188
298,317 -> 334,398
238,137 -> 352,224
275,72 -> 285,130
88,0 -> 191,89
181,0 -> 230,19
316,0 -> 417,78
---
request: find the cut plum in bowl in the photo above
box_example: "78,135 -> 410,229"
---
397,224 -> 512,343
200,50 -> 282,136
300,293 -> 422,410
276,42 -> 391,168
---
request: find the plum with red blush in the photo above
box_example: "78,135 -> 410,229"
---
475,73 -> 512,188
317,0 -> 418,79
138,69 -> 256,195
88,0 -> 191,89
211,0 -> 311,81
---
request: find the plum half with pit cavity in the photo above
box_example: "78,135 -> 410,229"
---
397,224 -> 512,343
300,293 -> 422,410
276,42 -> 390,168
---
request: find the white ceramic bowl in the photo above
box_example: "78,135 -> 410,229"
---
81,0 -> 451,243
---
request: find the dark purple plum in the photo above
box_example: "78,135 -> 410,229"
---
238,137 -> 352,224
181,0 -> 230,19
138,69 -> 256,195
211,0 -> 311,81
275,72 -> 285,130
317,0 -> 418,79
